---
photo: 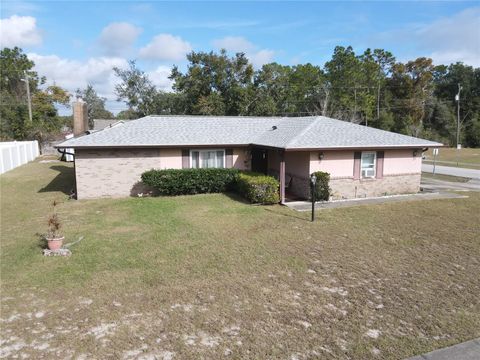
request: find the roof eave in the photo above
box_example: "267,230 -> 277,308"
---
54,143 -> 253,149
283,143 -> 444,151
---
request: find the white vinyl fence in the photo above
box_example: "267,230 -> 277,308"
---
0,141 -> 40,174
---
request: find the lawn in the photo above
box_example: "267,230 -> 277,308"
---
1,159 -> 480,359
423,147 -> 480,169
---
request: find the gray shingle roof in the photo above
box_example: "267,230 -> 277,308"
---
93,119 -> 126,131
57,115 -> 442,150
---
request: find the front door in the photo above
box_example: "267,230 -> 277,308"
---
251,148 -> 268,174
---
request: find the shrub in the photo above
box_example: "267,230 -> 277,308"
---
311,171 -> 331,201
141,168 -> 239,196
235,172 -> 280,204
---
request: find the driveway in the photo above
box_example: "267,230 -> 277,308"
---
406,337 -> 480,360
422,164 -> 480,179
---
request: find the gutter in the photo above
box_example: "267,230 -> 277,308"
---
54,143 -> 444,151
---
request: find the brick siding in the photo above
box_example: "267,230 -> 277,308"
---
329,173 -> 421,200
75,148 -> 168,199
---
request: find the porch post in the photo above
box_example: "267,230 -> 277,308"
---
279,150 -> 285,204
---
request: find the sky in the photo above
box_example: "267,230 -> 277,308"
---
1,0 -> 479,114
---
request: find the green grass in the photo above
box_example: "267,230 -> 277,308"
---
1,159 -> 480,359
421,172 -> 471,183
424,147 -> 480,169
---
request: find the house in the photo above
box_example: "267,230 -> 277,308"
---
93,119 -> 128,131
57,114 -> 442,201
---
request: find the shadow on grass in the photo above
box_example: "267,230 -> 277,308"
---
35,232 -> 47,250
223,191 -> 252,204
39,165 -> 75,195
263,207 -> 311,222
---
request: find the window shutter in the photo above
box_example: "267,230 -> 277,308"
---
376,151 -> 384,179
225,149 -> 233,168
182,149 -> 189,169
353,151 -> 361,180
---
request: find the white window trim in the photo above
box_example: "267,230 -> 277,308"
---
190,149 -> 226,169
361,151 -> 376,179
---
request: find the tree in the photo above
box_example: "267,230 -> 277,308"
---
116,109 -> 139,120
1,47 -> 40,139
113,60 -> 157,117
433,63 -> 480,146
170,49 -> 254,115
75,85 -> 114,127
0,47 -> 70,143
30,85 -> 70,145
388,57 -> 435,136
107,47 -> 479,147
250,63 -> 291,115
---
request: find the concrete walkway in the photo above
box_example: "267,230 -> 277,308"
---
406,338 -> 480,360
286,191 -> 467,212
422,164 -> 480,179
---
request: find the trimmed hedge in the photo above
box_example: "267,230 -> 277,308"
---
311,171 -> 331,201
235,172 -> 280,204
141,168 -> 239,196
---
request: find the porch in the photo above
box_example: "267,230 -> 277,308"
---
250,147 -> 312,204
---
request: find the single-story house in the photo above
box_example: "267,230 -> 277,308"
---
57,115 -> 442,202
93,119 -> 128,131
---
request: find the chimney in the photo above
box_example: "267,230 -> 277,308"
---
73,99 -> 88,136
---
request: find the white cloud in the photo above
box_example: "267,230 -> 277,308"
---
249,49 -> 276,67
28,53 -> 128,102
372,7 -> 480,67
212,36 -> 256,52
417,7 -> 480,66
98,22 -> 142,56
28,54 -> 174,115
212,36 -> 275,67
139,34 -> 192,61
0,15 -> 42,48
148,65 -> 173,91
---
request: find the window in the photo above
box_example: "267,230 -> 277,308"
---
361,152 -> 376,178
190,150 -> 225,169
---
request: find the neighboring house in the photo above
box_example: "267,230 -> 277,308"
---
93,119 -> 127,131
56,115 -> 442,201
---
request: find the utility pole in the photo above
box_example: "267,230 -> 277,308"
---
23,71 -> 33,123
455,83 -> 462,149
455,83 -> 462,166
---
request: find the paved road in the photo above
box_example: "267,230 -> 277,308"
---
406,338 -> 480,360
422,164 -> 480,179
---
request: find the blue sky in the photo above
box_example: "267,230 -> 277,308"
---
1,1 -> 479,113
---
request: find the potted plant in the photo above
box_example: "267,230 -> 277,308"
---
45,200 -> 64,250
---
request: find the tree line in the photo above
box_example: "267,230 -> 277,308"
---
1,46 -> 479,147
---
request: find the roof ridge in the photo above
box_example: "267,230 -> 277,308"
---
284,117 -> 320,148
146,114 -> 294,119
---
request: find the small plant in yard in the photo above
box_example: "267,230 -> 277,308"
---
311,171 -> 331,201
235,172 -> 280,204
45,200 -> 64,250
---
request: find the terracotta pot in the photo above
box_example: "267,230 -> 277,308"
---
46,236 -> 64,251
